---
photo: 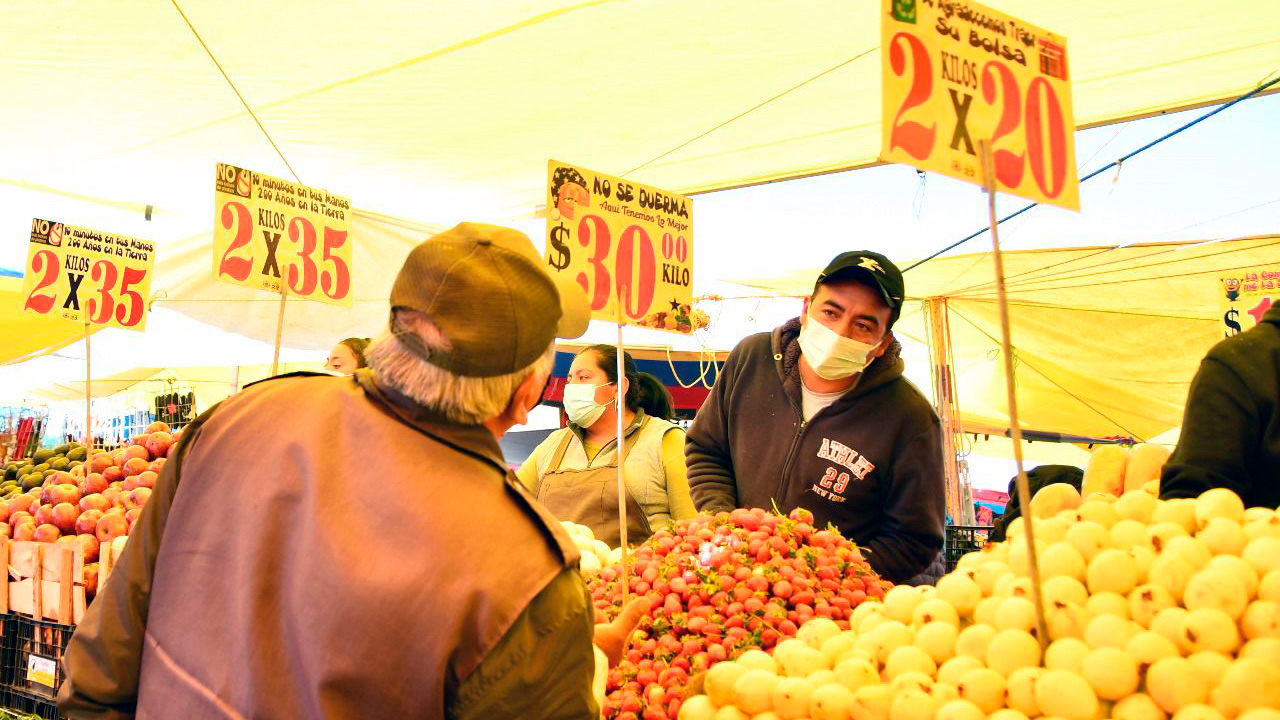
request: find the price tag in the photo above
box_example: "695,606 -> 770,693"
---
27,654 -> 56,689
213,163 -> 353,306
880,0 -> 1079,210
545,161 -> 695,332
1219,269 -> 1280,338
21,218 -> 156,332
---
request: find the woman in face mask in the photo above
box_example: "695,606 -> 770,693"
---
516,345 -> 695,546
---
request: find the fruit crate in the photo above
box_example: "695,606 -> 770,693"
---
1,685 -> 64,719
944,524 -> 992,572
1,614 -> 73,711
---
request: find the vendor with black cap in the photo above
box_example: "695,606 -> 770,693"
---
686,251 -> 945,584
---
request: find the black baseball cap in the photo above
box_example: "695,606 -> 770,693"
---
815,251 -> 905,324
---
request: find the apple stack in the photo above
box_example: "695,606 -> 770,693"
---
674,483 -> 1280,720
587,507 -> 890,720
562,521 -> 623,575
0,422 -> 177,600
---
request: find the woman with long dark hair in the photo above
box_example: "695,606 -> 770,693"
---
517,345 -> 693,545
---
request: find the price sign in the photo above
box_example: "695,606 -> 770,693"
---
1219,268 -> 1280,338
213,163 -> 353,306
545,160 -> 695,332
880,0 -> 1079,210
21,218 -> 156,332
27,654 -> 56,690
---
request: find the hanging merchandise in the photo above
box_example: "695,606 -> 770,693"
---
154,389 -> 196,430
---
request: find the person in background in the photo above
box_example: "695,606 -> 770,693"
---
685,251 -> 945,585
987,464 -> 1084,542
326,337 -> 371,374
59,223 -> 645,720
1161,304 -> 1280,508
518,345 -> 695,545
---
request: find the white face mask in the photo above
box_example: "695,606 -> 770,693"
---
563,381 -> 613,427
797,316 -> 880,380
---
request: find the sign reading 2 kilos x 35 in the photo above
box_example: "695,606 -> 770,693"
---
880,0 -> 1080,210
22,219 -> 156,332
213,163 -> 353,306
545,160 -> 695,333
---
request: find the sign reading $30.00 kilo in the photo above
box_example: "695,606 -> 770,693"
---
545,160 -> 695,333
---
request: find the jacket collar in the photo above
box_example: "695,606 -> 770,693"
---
354,369 -> 509,473
771,318 -> 905,410
567,408 -> 649,446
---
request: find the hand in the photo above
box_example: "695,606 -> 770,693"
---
592,596 -> 651,667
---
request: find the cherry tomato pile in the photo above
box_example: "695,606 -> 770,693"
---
586,507 -> 891,719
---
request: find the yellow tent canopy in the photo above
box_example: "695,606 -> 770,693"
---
0,277 -> 102,366
736,235 -> 1280,441
3,1 -> 1277,227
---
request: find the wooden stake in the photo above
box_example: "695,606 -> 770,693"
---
271,289 -> 287,376
616,287 -> 629,607
84,323 -> 92,450
0,538 -> 9,615
58,545 -> 73,625
980,140 -> 1050,650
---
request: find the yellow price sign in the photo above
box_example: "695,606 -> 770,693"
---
213,163 -> 353,306
545,160 -> 696,333
21,218 -> 156,332
880,0 -> 1080,210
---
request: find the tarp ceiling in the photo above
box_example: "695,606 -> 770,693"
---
4,1 -> 1278,228
736,235 -> 1280,442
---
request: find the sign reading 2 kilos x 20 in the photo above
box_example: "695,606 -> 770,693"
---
880,0 -> 1080,210
545,160 -> 694,333
22,219 -> 156,332
213,163 -> 353,306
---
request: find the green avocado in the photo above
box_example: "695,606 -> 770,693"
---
31,449 -> 54,464
52,444 -> 71,456
49,457 -> 70,471
20,474 -> 43,491
32,463 -> 50,474
66,447 -> 87,462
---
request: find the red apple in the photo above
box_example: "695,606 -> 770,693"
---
9,511 -> 33,527
110,449 -> 128,466
56,535 -> 76,547
13,521 -> 36,541
80,473 -> 108,496
8,495 -> 34,516
137,471 -> 158,489
51,503 -> 79,534
70,464 -> 86,479
76,509 -> 104,535
45,484 -> 81,508
79,494 -> 111,513
89,452 -> 114,473
74,533 -> 99,563
34,504 -> 55,527
122,475 -> 140,492
124,487 -> 152,512
0,522 -> 8,539
125,507 -> 142,528
33,524 -> 60,543
103,466 -> 124,483
124,444 -> 149,461
145,432 -> 172,460
0,503 -> 9,524
122,457 -> 149,476
104,506 -> 125,516
130,434 -> 148,447
101,487 -> 122,506
148,458 -> 167,474
84,563 -> 99,594
144,421 -> 170,434
95,514 -> 128,543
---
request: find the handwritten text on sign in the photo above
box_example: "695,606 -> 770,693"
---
880,0 -> 1079,210
545,161 -> 694,333
1219,268 -> 1280,338
22,219 -> 156,332
213,163 -> 353,306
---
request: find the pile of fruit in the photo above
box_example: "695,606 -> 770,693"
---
3,442 -> 90,496
587,507 -> 890,719
0,422 -> 177,595
562,521 -> 623,574
676,483 -> 1280,720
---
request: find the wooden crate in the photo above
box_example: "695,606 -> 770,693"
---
0,539 -> 118,626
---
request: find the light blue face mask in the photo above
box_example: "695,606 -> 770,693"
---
563,381 -> 614,427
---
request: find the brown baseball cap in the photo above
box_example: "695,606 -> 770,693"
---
389,222 -> 590,377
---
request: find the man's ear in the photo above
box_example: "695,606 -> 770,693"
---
506,369 -> 549,426
801,296 -> 811,326
870,329 -> 895,360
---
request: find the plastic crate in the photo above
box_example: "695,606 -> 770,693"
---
2,615 -> 72,707
1,685 -> 62,719
945,525 -> 993,572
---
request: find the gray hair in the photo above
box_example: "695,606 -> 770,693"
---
365,310 -> 555,425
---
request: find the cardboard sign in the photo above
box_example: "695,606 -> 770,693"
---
21,219 -> 156,332
1219,268 -> 1280,338
27,654 -> 56,690
880,0 -> 1080,210
545,161 -> 695,332
213,163 -> 353,306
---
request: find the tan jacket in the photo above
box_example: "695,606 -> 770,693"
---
59,371 -> 598,720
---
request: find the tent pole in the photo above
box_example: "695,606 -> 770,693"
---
271,289 -> 287,376
980,140 -> 1048,650
615,286 -> 629,607
925,298 -> 965,525
84,323 -> 92,450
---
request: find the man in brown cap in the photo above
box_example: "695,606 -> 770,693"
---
60,223 -> 644,719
